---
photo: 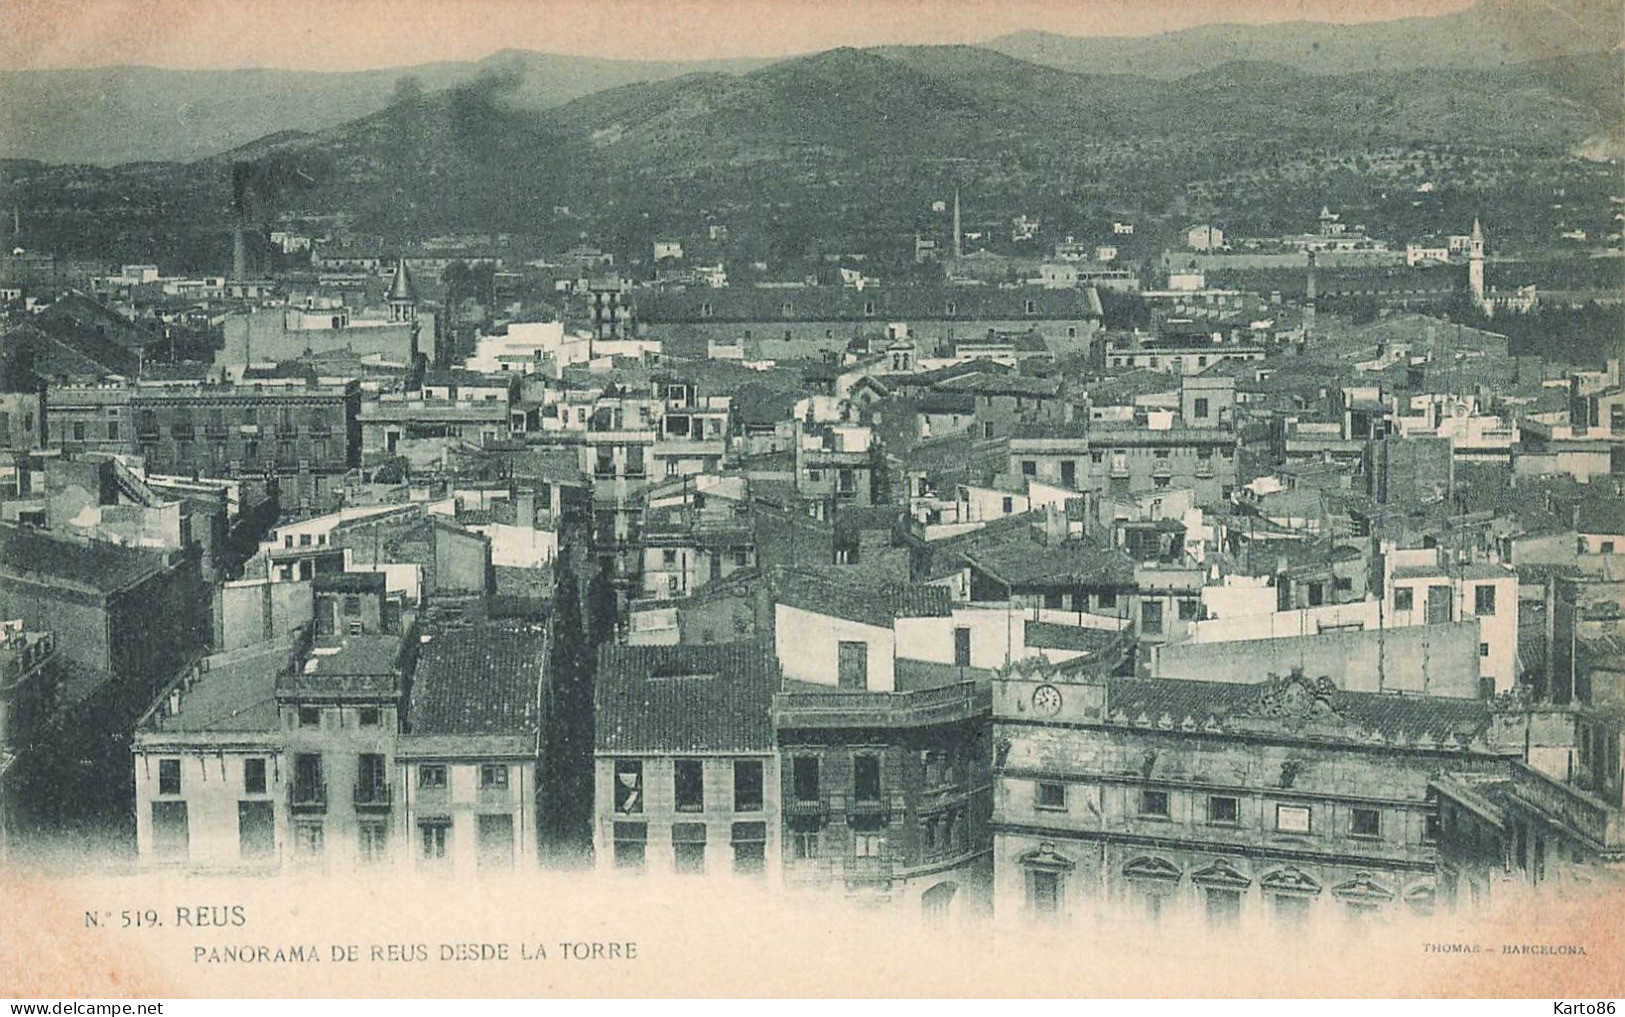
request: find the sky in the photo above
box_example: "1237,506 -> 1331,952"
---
0,0 -> 1479,71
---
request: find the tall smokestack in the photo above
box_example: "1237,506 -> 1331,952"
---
231,163 -> 251,282
952,187 -> 962,261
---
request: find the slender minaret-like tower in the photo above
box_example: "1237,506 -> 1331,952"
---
1468,217 -> 1485,311
1303,250 -> 1317,346
952,187 -> 963,261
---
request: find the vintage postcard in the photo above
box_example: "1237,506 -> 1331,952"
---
0,0 -> 1622,999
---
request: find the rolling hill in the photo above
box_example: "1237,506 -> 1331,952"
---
0,0 -> 1615,167
986,0 -> 1620,78
1,42 -> 1617,269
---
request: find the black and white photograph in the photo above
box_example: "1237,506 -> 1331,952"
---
0,0 -> 1621,1000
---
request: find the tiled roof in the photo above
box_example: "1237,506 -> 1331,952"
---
1578,498 -> 1625,536
937,373 -> 1062,398
730,383 -> 803,426
0,523 -> 168,594
768,566 -> 952,626
1025,620 -> 1123,654
595,642 -> 778,753
940,517 -> 1136,588
146,644 -> 290,735
410,622 -> 548,737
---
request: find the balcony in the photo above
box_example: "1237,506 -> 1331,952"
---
842,856 -> 894,890
847,797 -> 892,821
786,797 -> 827,818
289,782 -> 327,814
353,782 -> 393,811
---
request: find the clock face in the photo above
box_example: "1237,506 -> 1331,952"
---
1031,684 -> 1063,717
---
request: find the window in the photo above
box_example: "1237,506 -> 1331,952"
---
1193,397 -> 1210,418
1394,587 -> 1414,612
357,820 -> 389,865
613,822 -> 647,870
837,641 -> 868,691
1178,599 -> 1200,621
1270,893 -> 1310,927
1002,496 -> 1014,514
238,800 -> 275,861
151,801 -> 189,861
1276,804 -> 1311,834
953,626 -> 972,667
357,753 -> 387,800
1098,591 -> 1117,609
480,764 -> 509,790
418,821 -> 450,861
298,706 -> 321,728
243,758 -> 267,794
790,819 -> 820,859
1208,795 -> 1240,826
792,756 -> 820,803
1029,869 -> 1062,916
1141,601 -> 1164,636
343,595 -> 361,616
613,760 -> 643,813
476,814 -> 515,869
418,764 -> 448,790
1351,808 -> 1381,839
291,753 -> 323,805
347,621 -> 363,636
1474,584 -> 1496,616
72,421 -> 86,441
1204,887 -> 1242,927
292,821 -> 324,862
358,706 -> 380,728
1139,789 -> 1170,817
1036,782 -> 1067,811
849,755 -> 885,807
853,832 -> 884,858
1480,642 -> 1490,658
158,758 -> 181,796
1423,813 -> 1441,844
672,822 -> 707,874
674,759 -> 704,812
731,822 -> 766,875
1021,460 -> 1036,477
733,760 -> 764,812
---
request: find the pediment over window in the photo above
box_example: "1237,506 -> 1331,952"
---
1019,842 -> 1076,872
1122,855 -> 1182,882
1191,857 -> 1252,888
1260,864 -> 1322,895
1404,883 -> 1436,909
1332,872 -> 1395,902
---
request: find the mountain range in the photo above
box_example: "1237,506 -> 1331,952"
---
0,0 -> 1616,167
